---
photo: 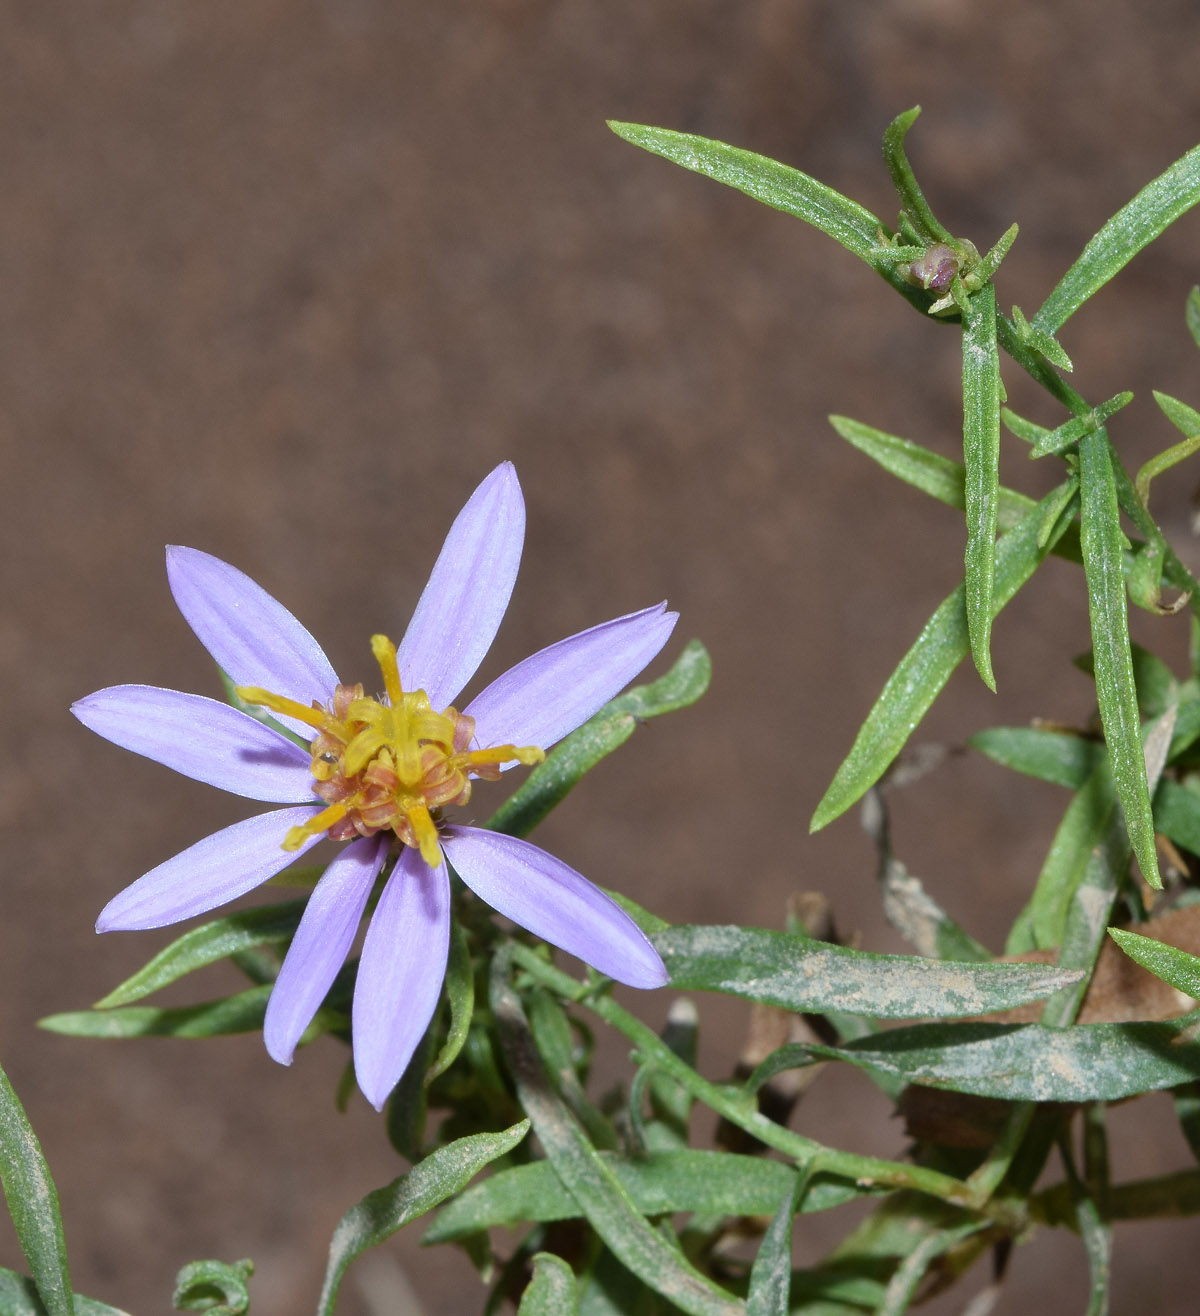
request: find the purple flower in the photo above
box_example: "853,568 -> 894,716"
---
73,463 -> 674,1109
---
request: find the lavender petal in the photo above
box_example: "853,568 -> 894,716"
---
166,546 -> 339,734
397,463 -> 524,710
441,827 -> 667,988
353,846 -> 451,1110
264,836 -> 386,1065
96,806 -> 324,932
72,685 -> 315,802
463,603 -> 677,756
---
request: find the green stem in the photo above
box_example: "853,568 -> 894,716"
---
508,945 -> 1009,1214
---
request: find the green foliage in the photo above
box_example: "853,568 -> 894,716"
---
0,1064 -> 73,1316
12,107 -> 1200,1316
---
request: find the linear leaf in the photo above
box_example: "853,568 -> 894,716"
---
424,1151 -> 870,1244
487,640 -> 710,839
1188,286 -> 1200,349
1154,779 -> 1200,855
316,1120 -> 530,1316
811,481 -> 1074,830
828,1011 -> 1200,1100
653,927 -> 1080,1018
1108,927 -> 1200,1000
830,415 -> 1030,530
491,958 -> 743,1316
0,1065 -> 73,1316
1079,427 -> 1161,887
881,107 -> 955,246
746,1174 -> 802,1316
518,1254 -> 579,1316
426,919 -> 474,1084
968,726 -> 1102,789
1034,143 -> 1200,333
93,901 -> 306,1008
40,986 -> 273,1040
0,1272 -> 126,1316
607,122 -> 927,310
960,282 -> 1001,689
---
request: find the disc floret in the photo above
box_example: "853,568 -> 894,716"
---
237,633 -> 544,868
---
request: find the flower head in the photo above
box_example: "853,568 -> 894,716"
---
73,463 -> 674,1108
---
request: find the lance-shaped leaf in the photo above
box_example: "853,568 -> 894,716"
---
424,1150 -> 874,1244
487,640 -> 710,839
40,986 -> 274,1040
959,282 -> 1001,688
882,108 -> 954,242
969,726 -> 1102,790
0,1064 -> 73,1316
746,1174 -> 804,1316
490,958 -> 743,1316
1108,927 -> 1200,1002
518,1254 -> 579,1316
652,927 -> 1080,1018
425,919 -> 474,1084
607,121 -> 927,310
824,1011 -> 1200,1101
92,899 -> 307,1007
1034,143 -> 1200,334
1028,392 -> 1133,459
316,1120 -> 529,1316
811,481 -> 1075,830
1079,427 -> 1161,888
0,1273 -> 127,1316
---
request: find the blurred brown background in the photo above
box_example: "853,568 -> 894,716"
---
2,0 -> 1200,1312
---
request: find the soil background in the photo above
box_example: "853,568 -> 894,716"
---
2,1 -> 1200,1312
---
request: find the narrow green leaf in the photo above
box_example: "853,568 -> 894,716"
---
1155,778 -> 1200,855
93,901 -> 306,1008
1108,927 -> 1200,1000
960,282 -> 1001,688
1010,304 -> 1073,371
490,957 -> 743,1316
1152,389 -> 1200,439
518,1254 -> 579,1316
1028,392 -> 1133,460
969,726 -> 1102,789
0,1064 -> 73,1316
1139,391 -> 1200,505
826,1010 -> 1200,1100
829,415 -> 1037,530
487,640 -> 710,839
652,926 -> 1081,1018
876,1221 -> 986,1316
0,1272 -> 126,1316
1076,1191 -> 1112,1316
1035,1167 -> 1200,1225
746,1175 -> 802,1316
316,1119 -> 529,1316
1079,427 -> 1161,887
1034,143 -> 1200,334
1188,286 -> 1200,349
172,1258 -> 253,1315
607,121 -> 927,310
811,481 -> 1074,830
881,107 -> 954,247
425,920 -> 474,1084
424,1151 -> 870,1244
40,986 -> 273,1040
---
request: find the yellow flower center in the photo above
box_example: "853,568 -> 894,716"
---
237,634 -> 544,869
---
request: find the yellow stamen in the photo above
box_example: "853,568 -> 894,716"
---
406,800 -> 443,869
283,800 -> 349,850
371,633 -> 405,707
240,635 -> 545,862
236,686 -> 330,733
